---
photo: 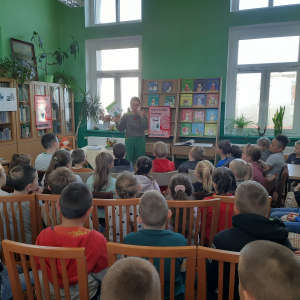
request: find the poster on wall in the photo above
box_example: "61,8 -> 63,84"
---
34,95 -> 52,129
0,87 -> 17,111
149,106 -> 171,138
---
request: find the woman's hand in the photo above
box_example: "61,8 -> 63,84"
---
137,108 -> 144,118
112,114 -> 122,122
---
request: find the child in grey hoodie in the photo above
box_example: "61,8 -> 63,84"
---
134,156 -> 160,193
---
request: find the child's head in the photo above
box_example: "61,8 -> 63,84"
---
189,146 -> 205,161
135,156 -> 152,176
7,165 -> 38,192
0,164 -> 6,187
153,141 -> 168,159
58,182 -> 93,220
113,143 -> 126,159
44,150 -> 72,188
216,140 -> 232,156
138,190 -> 171,229
269,134 -> 289,154
130,96 -> 141,113
93,152 -> 114,192
195,160 -> 214,192
48,167 -> 77,194
257,137 -> 270,150
169,173 -> 193,201
71,149 -> 86,166
229,159 -> 253,181
100,256 -> 161,300
212,167 -> 237,195
115,171 -> 140,199
242,143 -> 262,162
294,140 -> 300,156
228,145 -> 242,158
239,240 -> 300,300
9,153 -> 31,172
41,133 -> 59,151
235,181 -> 269,217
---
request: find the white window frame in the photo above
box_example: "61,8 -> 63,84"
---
85,0 -> 142,27
86,36 -> 142,128
231,0 -> 300,12
225,21 -> 300,136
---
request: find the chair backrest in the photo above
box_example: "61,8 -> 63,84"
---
166,199 -> 221,246
2,239 -> 89,300
74,171 -> 94,183
110,173 -> 120,179
106,242 -> 196,300
197,246 -> 240,300
276,166 -> 289,207
90,198 -> 140,243
213,195 -> 235,230
92,191 -> 114,199
188,169 -> 198,183
37,170 -> 46,183
1,185 -> 14,193
192,191 -> 214,200
150,171 -> 178,186
263,173 -> 277,194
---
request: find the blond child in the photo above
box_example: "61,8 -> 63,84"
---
194,160 -> 214,192
71,149 -> 93,172
229,158 -> 253,186
152,141 -> 175,172
178,146 -> 205,173
257,137 -> 271,162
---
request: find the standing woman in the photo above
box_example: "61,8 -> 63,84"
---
113,97 -> 148,165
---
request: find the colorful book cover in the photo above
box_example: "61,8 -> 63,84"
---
181,109 -> 193,122
148,94 -> 159,106
194,79 -> 207,92
148,81 -> 158,93
162,81 -> 172,93
206,94 -> 219,108
181,79 -> 194,92
194,109 -> 205,122
206,109 -> 218,122
165,96 -> 176,107
180,94 -> 193,107
180,123 -> 192,136
207,78 -> 220,92
204,123 -> 217,136
192,123 -> 204,136
193,94 -> 206,107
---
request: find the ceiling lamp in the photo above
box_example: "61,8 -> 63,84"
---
57,0 -> 84,7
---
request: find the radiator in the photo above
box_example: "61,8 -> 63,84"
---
87,136 -> 125,146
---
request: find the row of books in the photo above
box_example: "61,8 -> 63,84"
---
19,105 -> 30,122
180,123 -> 217,137
148,95 -> 176,107
0,128 -> 12,141
20,125 -> 31,138
0,112 -> 11,123
181,108 -> 218,122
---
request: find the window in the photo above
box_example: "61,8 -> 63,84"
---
225,22 -> 300,136
86,36 -> 142,128
85,0 -> 142,27
231,0 -> 300,11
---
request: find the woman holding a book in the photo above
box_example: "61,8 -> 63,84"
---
112,96 -> 148,165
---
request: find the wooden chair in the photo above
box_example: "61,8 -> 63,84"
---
166,199 -> 221,246
74,171 -> 94,183
192,191 -> 214,200
37,171 -> 45,183
1,185 -> 14,193
90,198 -> 140,243
92,191 -> 114,199
263,173 -> 277,195
275,166 -> 289,207
213,195 -> 235,230
150,171 -> 178,186
197,246 -> 240,300
106,242 -> 197,300
188,169 -> 198,183
2,239 -> 89,300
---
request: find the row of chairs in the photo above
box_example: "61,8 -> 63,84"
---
2,239 -> 240,300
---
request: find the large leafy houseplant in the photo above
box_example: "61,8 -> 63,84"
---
225,114 -> 256,135
53,70 -> 77,91
272,106 -> 285,136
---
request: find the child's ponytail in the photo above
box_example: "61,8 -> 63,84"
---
135,156 -> 154,182
195,160 -> 214,193
245,162 -> 253,181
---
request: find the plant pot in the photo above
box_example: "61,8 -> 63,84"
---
274,128 -> 282,136
236,127 -> 244,136
44,75 -> 54,83
103,121 -> 111,131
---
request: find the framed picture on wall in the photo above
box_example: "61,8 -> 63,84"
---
11,38 -> 39,81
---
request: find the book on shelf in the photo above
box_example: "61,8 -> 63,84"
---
26,126 -> 30,138
0,130 -> 5,141
194,109 -> 205,122
148,94 -> 159,106
193,94 -> 206,107
194,79 -> 207,92
165,96 -> 175,107
180,123 -> 192,136
192,123 -> 204,136
181,109 -> 193,122
207,78 -> 220,92
5,128 -> 9,140
206,109 -> 218,122
162,81 -> 172,93
206,94 -> 219,108
19,106 -> 23,122
181,79 -> 193,92
180,94 -> 193,107
204,123 -> 217,136
0,112 -> 10,123
22,107 -> 27,122
148,81 -> 158,93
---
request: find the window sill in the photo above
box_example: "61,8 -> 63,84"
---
221,134 -> 300,141
85,130 -> 121,134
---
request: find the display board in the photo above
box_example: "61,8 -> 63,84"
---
149,106 -> 171,138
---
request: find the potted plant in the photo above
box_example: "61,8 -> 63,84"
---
272,106 -> 285,136
31,31 -> 79,83
53,70 -> 77,91
99,108 -> 112,131
225,114 -> 256,136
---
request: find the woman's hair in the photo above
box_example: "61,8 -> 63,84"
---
44,150 -> 71,188
135,156 -> 154,182
169,173 -> 194,238
230,159 -> 253,181
212,167 -> 237,195
93,152 -> 114,192
116,171 -> 139,199
130,96 -> 141,104
9,153 -> 31,172
244,143 -> 268,176
195,160 -> 214,192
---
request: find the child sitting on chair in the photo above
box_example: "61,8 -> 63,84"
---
71,149 -> 93,172
286,140 -> 300,165
223,145 -> 242,167
193,160 -> 214,193
229,159 -> 253,186
8,153 -> 31,173
124,190 -> 187,300
111,143 -> 134,173
178,146 -> 205,173
257,137 -> 271,162
215,140 -> 232,167
35,182 -> 108,300
152,141 -> 175,172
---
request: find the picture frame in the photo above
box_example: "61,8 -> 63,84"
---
11,38 -> 39,81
